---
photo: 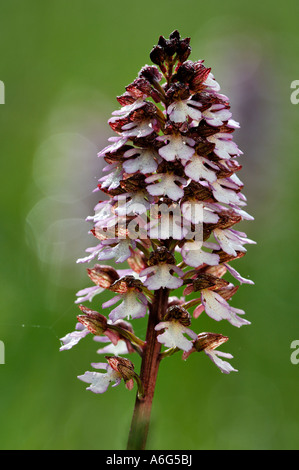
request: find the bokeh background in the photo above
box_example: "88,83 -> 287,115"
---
1,0 -> 298,450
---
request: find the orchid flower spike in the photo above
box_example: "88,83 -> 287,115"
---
60,30 -> 255,450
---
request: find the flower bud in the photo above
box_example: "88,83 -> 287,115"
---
163,305 -> 191,327
77,305 -> 108,335
191,273 -> 229,292
87,264 -> 119,288
147,246 -> 176,266
150,45 -> 166,67
193,332 -> 229,352
109,275 -> 144,294
105,356 -> 140,391
106,355 -> 134,374
139,65 -> 162,84
127,249 -> 147,274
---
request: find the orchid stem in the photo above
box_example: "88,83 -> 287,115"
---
127,287 -> 169,450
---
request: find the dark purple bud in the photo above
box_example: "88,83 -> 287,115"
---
150,45 -> 166,70
177,37 -> 191,63
139,65 -> 162,84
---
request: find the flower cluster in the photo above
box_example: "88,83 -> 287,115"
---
60,30 -> 254,394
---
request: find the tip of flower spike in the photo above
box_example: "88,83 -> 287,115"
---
150,31 -> 191,70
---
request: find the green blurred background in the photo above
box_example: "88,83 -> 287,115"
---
0,0 -> 298,450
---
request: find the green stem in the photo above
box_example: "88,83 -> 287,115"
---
159,346 -> 179,359
127,287 -> 169,450
110,326 -> 145,356
181,298 -> 202,310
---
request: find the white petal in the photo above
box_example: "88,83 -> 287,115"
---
155,321 -> 197,352
205,349 -> 238,374
207,133 -> 242,159
109,291 -> 147,322
168,100 -> 202,123
214,228 -> 247,257
210,181 -> 241,205
75,286 -> 104,303
78,367 -> 121,394
121,121 -> 154,138
158,135 -> 195,162
201,289 -> 250,328
95,340 -> 130,356
182,241 -> 219,267
59,328 -> 90,351
123,148 -> 159,174
184,155 -> 217,183
224,262 -> 254,285
203,72 -> 220,91
111,99 -> 146,116
143,264 -> 183,290
99,166 -> 123,190
98,239 -> 133,263
146,173 -> 186,201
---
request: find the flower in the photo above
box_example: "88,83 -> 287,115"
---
155,320 -> 197,351
75,285 -> 104,303
104,276 -> 148,320
94,319 -> 138,355
123,147 -> 160,174
140,247 -> 184,290
62,31 -> 254,410
99,163 -> 124,190
103,290 -> 148,322
78,356 -> 138,393
59,323 -> 90,351
157,134 -> 195,162
201,104 -> 232,127
213,228 -> 256,257
167,99 -> 202,123
207,132 -> 243,160
155,305 -> 197,351
181,240 -> 219,267
121,120 -> 155,138
96,239 -> 135,264
204,347 -> 237,374
201,288 -> 250,328
94,337 -> 131,356
78,366 -> 122,394
184,154 -> 218,183
141,264 -> 183,290
183,332 -> 237,374
146,172 -> 187,201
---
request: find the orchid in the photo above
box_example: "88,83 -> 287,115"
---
60,30 -> 254,450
